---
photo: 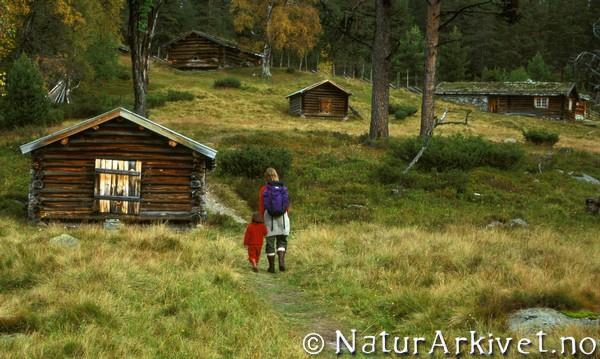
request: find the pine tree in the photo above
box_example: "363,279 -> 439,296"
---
527,52 -> 552,81
481,66 -> 507,81
394,25 -> 424,86
508,66 -> 529,81
439,26 -> 470,81
2,54 -> 49,128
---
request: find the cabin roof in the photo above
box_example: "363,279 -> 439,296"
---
20,108 -> 217,166
286,79 -> 352,98
435,81 -> 577,97
163,30 -> 263,58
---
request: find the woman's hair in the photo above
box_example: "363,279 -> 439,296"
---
251,212 -> 263,223
264,167 -> 279,182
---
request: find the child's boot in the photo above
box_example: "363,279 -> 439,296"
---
251,259 -> 258,272
267,255 -> 276,273
277,251 -> 286,272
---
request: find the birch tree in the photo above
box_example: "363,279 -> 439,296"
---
230,0 -> 321,78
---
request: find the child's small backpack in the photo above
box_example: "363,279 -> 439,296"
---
263,181 -> 289,217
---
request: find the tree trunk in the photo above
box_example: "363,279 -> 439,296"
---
420,0 -> 441,138
369,0 -> 392,140
128,0 -> 163,117
262,3 -> 274,78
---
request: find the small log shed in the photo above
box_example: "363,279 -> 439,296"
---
435,82 -> 583,120
162,30 -> 262,70
286,79 -> 352,119
20,108 -> 217,223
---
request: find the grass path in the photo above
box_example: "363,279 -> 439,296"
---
210,187 -> 345,354
243,268 -> 343,353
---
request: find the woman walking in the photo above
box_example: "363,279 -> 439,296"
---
259,168 -> 290,273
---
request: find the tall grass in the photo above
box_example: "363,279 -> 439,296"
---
0,220 -> 305,357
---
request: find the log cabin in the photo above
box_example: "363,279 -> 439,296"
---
435,82 -> 582,120
162,30 -> 262,70
20,108 -> 217,224
286,80 -> 351,119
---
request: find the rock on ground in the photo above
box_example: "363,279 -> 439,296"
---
486,218 -> 528,229
573,173 -> 600,185
49,233 -> 79,248
508,218 -> 528,228
104,219 -> 123,230
508,308 -> 599,333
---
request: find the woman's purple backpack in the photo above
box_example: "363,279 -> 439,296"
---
263,181 -> 289,217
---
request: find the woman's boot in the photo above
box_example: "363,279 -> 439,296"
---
267,255 -> 276,273
277,251 -> 286,272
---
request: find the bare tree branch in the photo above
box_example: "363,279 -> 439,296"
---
439,0 -> 493,31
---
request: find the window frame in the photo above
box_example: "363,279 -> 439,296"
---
534,97 -> 549,109
94,159 -> 142,214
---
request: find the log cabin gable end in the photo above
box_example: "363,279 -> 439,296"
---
21,108 -> 217,223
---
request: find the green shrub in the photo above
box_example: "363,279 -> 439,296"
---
1,54 -> 50,128
219,146 -> 292,178
213,77 -> 241,89
117,67 -> 131,81
390,135 -> 524,171
394,109 -> 408,120
147,90 -> 195,108
522,129 -> 559,146
389,103 -> 417,115
285,67 -> 295,74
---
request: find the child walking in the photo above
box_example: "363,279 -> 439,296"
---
243,212 -> 268,272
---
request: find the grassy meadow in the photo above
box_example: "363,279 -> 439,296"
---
1,58 -> 599,357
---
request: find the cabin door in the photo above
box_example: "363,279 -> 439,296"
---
320,98 -> 333,114
488,97 -> 498,113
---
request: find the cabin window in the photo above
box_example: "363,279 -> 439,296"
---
94,159 -> 142,215
319,98 -> 333,114
534,97 -> 549,109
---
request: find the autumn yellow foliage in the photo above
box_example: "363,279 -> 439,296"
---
0,0 -> 30,59
230,0 -> 322,57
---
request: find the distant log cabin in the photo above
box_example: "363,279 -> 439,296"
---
20,108 -> 217,223
435,82 -> 583,120
162,30 -> 262,70
286,80 -> 351,118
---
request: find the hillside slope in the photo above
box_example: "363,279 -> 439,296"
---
0,60 -> 598,357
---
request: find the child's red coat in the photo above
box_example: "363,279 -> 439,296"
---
244,222 -> 267,246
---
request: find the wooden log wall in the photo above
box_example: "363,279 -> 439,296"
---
301,83 -> 349,117
29,118 -> 206,223
168,33 -> 260,69
495,95 -> 568,119
289,95 -> 302,115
